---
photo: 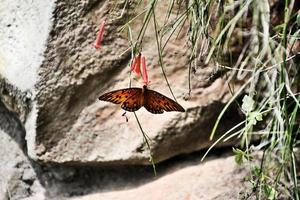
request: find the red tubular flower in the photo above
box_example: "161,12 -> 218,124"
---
130,53 -> 150,86
130,54 -> 141,75
93,19 -> 106,49
141,56 -> 150,86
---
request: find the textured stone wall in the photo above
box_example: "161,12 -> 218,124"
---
0,0 -> 243,166
0,0 -> 247,199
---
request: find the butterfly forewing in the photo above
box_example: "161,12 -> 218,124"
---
144,89 -> 185,114
98,88 -> 142,104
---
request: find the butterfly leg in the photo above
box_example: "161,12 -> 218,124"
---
122,111 -> 128,122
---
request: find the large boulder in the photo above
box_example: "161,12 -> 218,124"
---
0,0 -> 242,166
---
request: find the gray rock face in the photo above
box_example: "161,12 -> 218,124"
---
1,0 -> 243,182
30,0 -> 242,165
0,104 -> 45,200
0,102 -> 248,199
34,0 -> 135,163
0,1 -> 248,199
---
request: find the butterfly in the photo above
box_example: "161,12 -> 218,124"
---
98,85 -> 185,114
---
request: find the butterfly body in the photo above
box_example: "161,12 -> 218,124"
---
98,85 -> 185,114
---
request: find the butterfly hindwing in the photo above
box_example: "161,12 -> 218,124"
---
98,88 -> 142,104
144,89 -> 185,114
121,91 -> 143,112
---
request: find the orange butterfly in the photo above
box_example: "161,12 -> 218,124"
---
98,85 -> 185,114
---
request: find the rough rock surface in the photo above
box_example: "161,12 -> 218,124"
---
1,0 -> 244,166
30,0 -> 243,165
0,100 -> 249,200
0,0 -> 247,198
0,101 -> 45,200
70,155 -> 248,200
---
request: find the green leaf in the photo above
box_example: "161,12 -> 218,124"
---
251,165 -> 261,177
297,10 -> 300,26
263,185 -> 277,200
273,24 -> 285,32
233,147 -> 253,165
248,111 -> 263,125
233,148 -> 244,165
242,95 -> 255,113
255,112 -> 263,121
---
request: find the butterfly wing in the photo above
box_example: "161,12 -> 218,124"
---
98,88 -> 141,104
121,91 -> 143,112
144,89 -> 185,114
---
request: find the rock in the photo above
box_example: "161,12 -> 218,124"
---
70,156 -> 247,200
0,0 -> 54,92
22,167 -> 36,183
0,0 -> 243,166
0,0 -> 297,199
0,93 -> 45,200
0,128 -> 45,200
6,179 -> 30,200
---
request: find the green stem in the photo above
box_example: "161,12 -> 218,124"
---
133,112 -> 156,175
152,7 -> 177,101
